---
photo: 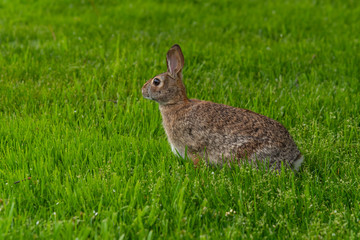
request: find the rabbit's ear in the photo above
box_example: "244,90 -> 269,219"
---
166,44 -> 184,77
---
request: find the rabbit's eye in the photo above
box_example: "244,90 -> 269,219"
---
153,78 -> 161,86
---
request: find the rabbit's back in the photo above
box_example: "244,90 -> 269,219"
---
160,100 -> 301,168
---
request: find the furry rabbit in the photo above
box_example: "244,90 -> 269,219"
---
142,44 -> 304,170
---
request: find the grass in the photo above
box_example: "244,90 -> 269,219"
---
0,0 -> 359,239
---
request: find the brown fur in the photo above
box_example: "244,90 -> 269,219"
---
142,44 -> 302,170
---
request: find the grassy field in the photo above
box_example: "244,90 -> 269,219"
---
0,0 -> 360,239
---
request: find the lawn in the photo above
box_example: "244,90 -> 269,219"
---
0,0 -> 359,239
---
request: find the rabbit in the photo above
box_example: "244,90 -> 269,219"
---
142,44 -> 304,171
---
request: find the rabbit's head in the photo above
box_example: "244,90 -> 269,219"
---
142,44 -> 188,105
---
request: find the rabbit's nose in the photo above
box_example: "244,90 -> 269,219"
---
142,84 -> 151,100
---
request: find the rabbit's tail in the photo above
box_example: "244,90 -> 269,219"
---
292,154 -> 304,171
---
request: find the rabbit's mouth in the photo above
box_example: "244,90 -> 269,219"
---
143,95 -> 152,100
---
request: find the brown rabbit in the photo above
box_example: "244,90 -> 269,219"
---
142,44 -> 304,170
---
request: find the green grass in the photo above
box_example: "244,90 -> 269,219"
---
0,0 -> 360,239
